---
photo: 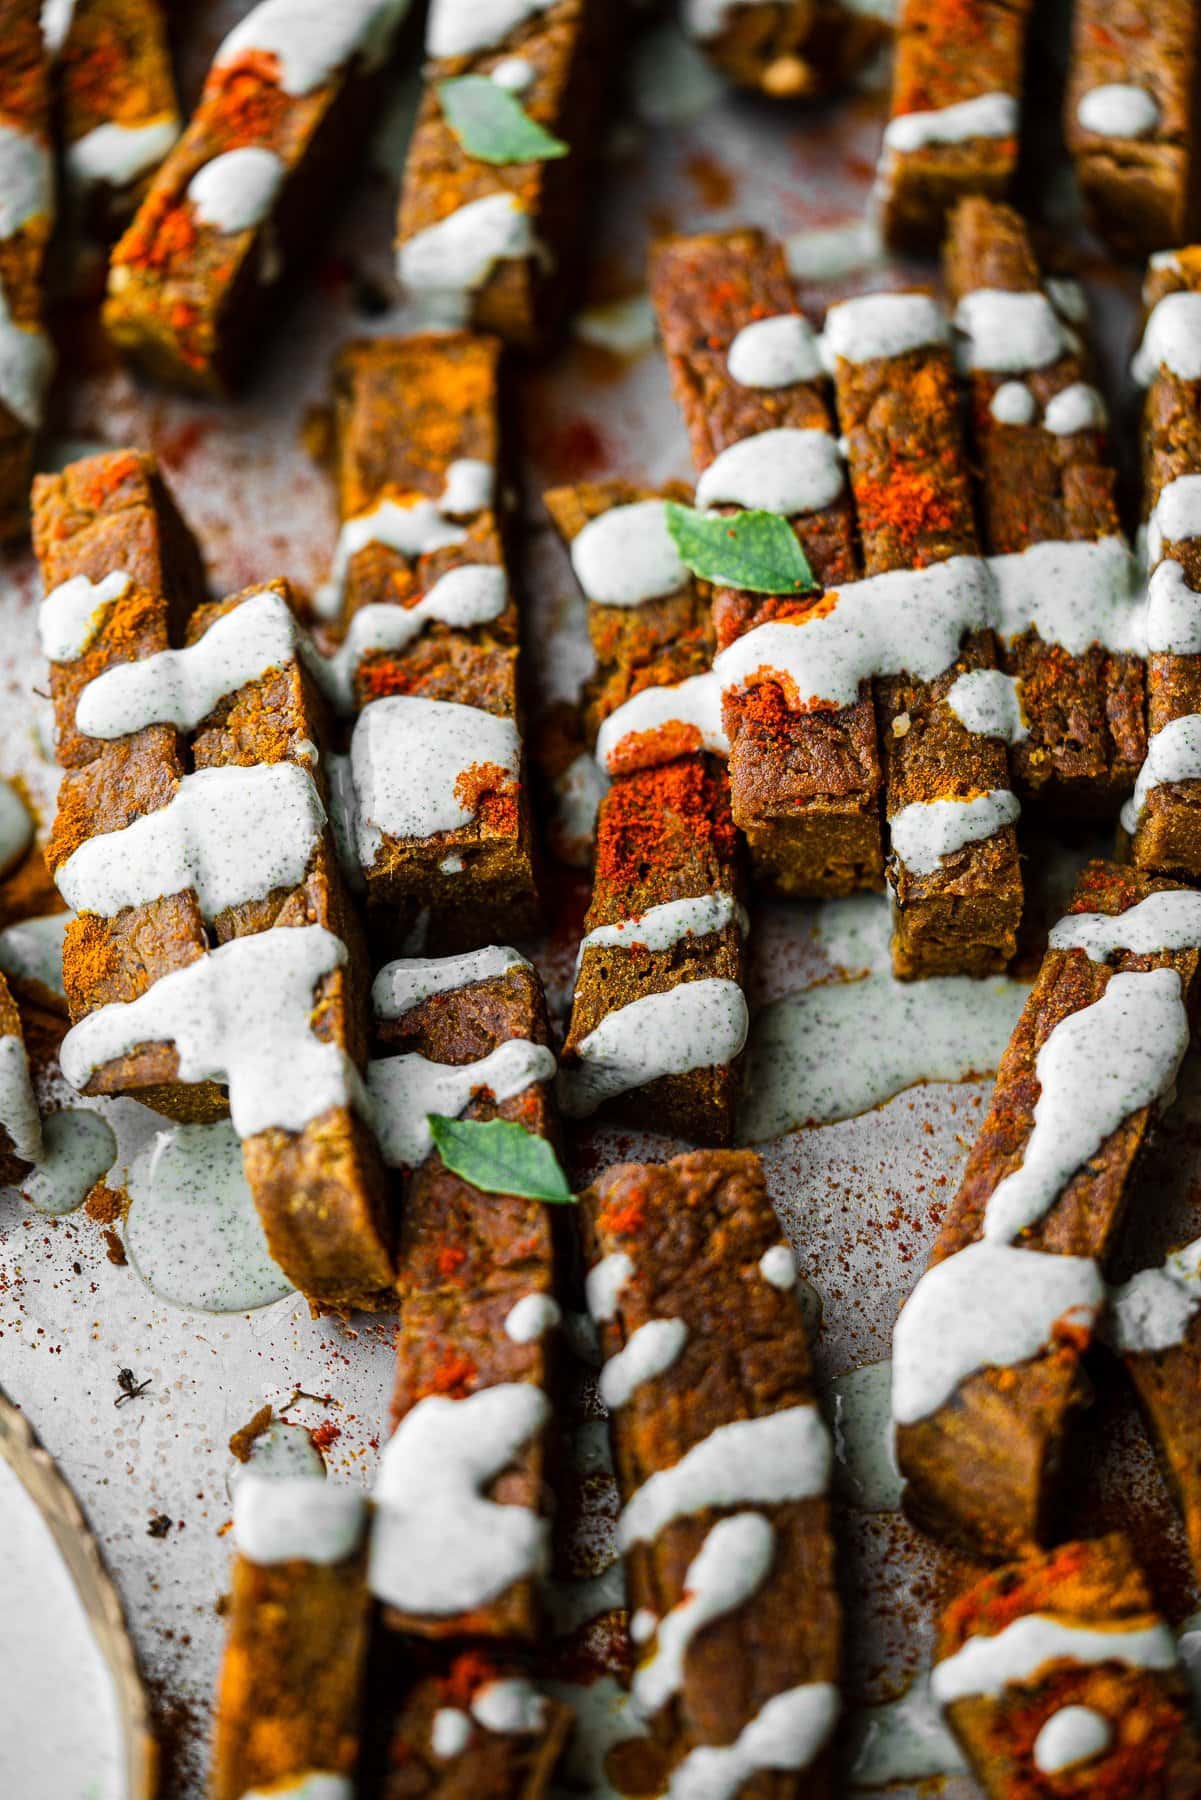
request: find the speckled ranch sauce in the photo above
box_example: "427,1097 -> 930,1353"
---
738,969 -> 1027,1142
124,1119 -> 293,1313
829,1360 -> 902,1512
0,775 -> 33,877
22,1109 -> 117,1216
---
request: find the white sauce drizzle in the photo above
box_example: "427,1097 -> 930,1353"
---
1109,1237 -> 1201,1355
891,1242 -> 1105,1424
714,555 -> 996,710
666,1683 -> 839,1797
1033,1704 -> 1114,1774
727,314 -> 822,389
559,978 -> 748,1118
372,945 -> 528,1019
54,762 -> 325,921
759,1244 -> 797,1289
40,0 -> 76,57
989,536 -> 1144,656
1049,888 -> 1201,959
882,91 -> 1018,154
981,969 -> 1187,1243
0,286 -> 54,430
1133,291 -> 1201,385
472,1678 -> 547,1735
631,1607 -> 658,1645
0,124 -> 53,238
350,696 -> 521,855
990,380 -> 1036,425
619,1406 -> 831,1548
0,1033 -> 41,1164
39,570 -> 131,663
367,1040 -> 555,1167
74,588 -> 298,739
369,1384 -> 551,1613
932,1613 -> 1178,1705
600,1317 -> 689,1409
427,0 -> 556,58
889,789 -> 1019,877
398,193 -> 544,320
695,428 -> 844,517
1122,716 -> 1201,832
233,1473 -> 365,1565
188,147 -> 285,234
215,0 -> 410,94
314,565 -> 509,711
243,1777 -> 351,1800
0,778 -> 32,878
954,290 -> 1071,373
432,1708 -> 471,1759
490,56 -> 536,92
586,1251 -> 634,1323
504,1293 -> 561,1343
59,924 -> 359,1140
570,500 -> 688,607
594,671 -> 728,773
945,668 -> 1028,742
1044,382 -> 1107,435
315,462 -> 491,620
576,892 -> 746,973
1077,83 -> 1161,139
66,118 -> 179,192
1148,473 -> 1201,567
820,292 -> 947,367
633,1513 -> 774,1718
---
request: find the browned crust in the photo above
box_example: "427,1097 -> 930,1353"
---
937,1535 -> 1201,1798
691,0 -> 890,99
1130,246 -> 1201,878
1064,0 -> 1199,255
1124,1306 -> 1201,1586
35,455 -> 395,1309
944,196 -> 1147,811
397,0 -> 617,351
879,0 -> 1034,251
0,3 -> 53,540
648,227 -> 884,901
362,1643 -> 571,1798
378,965 -> 560,1641
579,1149 -> 840,1796
544,480 -> 747,1143
210,1538 -> 372,1800
826,302 -> 1023,979
328,334 -> 540,949
56,0 -> 179,239
897,860 -> 1201,1559
103,17 -> 389,392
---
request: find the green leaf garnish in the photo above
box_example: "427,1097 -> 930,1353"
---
428,1115 -> 576,1203
437,76 -> 569,166
666,501 -> 817,596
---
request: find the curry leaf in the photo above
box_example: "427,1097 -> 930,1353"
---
666,501 -> 816,595
438,76 -> 569,166
428,1115 -> 576,1203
